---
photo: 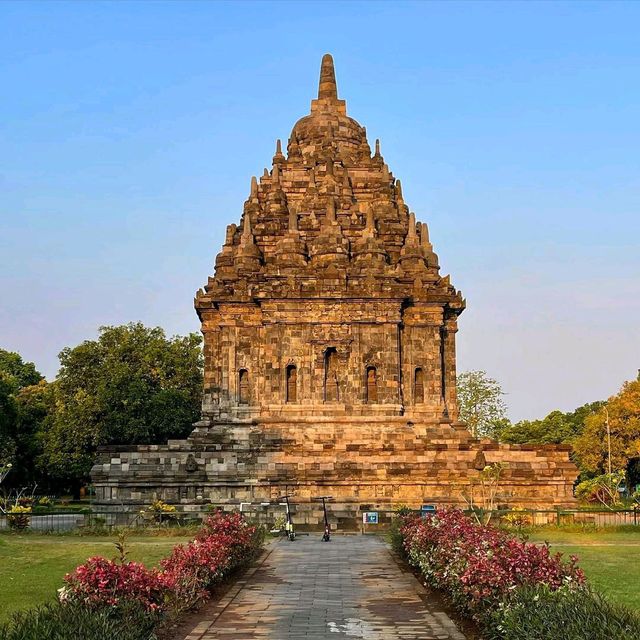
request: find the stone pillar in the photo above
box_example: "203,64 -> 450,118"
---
442,315 -> 459,419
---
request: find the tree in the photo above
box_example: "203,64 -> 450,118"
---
39,323 -> 203,483
499,402 -> 604,446
456,370 -> 508,438
0,351 -> 45,473
12,380 -> 55,487
575,471 -> 626,509
0,349 -> 43,391
0,373 -> 18,467
573,376 -> 640,476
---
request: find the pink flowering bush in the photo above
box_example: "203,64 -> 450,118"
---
62,556 -> 170,612
161,510 -> 263,611
161,535 -> 233,609
60,511 -> 263,625
400,509 -> 584,624
196,511 -> 261,568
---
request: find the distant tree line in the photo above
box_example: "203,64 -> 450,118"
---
457,369 -> 640,486
0,323 -> 203,494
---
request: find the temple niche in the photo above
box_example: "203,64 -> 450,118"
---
92,55 -> 578,527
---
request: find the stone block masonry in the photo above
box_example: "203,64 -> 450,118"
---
92,54 -> 578,526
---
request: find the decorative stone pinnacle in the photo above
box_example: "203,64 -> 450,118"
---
365,205 -> 375,232
326,157 -> 334,176
289,208 -> 298,232
396,179 -> 403,200
420,221 -> 430,246
272,164 -> 280,184
243,212 -> 253,238
318,53 -> 338,100
327,197 -> 336,223
407,212 -> 417,241
276,139 -> 282,154
250,176 -> 258,199
375,139 -> 381,157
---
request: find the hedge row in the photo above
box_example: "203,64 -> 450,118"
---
398,509 -> 640,640
0,512 -> 264,640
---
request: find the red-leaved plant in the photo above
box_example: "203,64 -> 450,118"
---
60,512 -> 262,617
61,556 -> 170,612
161,510 -> 262,611
400,509 -> 585,623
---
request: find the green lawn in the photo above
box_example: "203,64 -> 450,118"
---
0,534 -> 192,623
527,527 -> 640,611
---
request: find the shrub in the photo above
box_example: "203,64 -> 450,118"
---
400,509 -> 584,623
7,505 -> 31,530
161,511 -> 263,611
486,584 -> 640,640
575,472 -> 626,507
161,535 -> 231,610
142,499 -> 177,524
0,601 -> 158,640
501,507 -> 531,529
62,556 -> 171,612
196,511 -> 264,567
1,511 -> 264,637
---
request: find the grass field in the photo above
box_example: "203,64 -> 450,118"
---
0,533 -> 192,623
527,527 -> 640,611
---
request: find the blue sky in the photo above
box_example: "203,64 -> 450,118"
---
1,1 -> 638,420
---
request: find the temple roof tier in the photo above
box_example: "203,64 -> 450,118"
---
198,55 -> 464,314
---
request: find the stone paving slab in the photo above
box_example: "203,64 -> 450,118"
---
183,535 -> 467,640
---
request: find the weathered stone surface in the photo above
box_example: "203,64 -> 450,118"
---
91,55 -> 578,525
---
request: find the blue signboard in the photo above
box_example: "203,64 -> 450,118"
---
421,504 -> 436,517
363,512 -> 378,524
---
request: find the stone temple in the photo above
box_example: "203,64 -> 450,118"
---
92,55 -> 578,526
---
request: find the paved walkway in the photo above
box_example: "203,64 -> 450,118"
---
184,535 -> 467,640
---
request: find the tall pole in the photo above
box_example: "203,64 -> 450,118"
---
605,407 -> 612,476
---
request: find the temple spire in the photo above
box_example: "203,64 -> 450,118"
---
318,53 -> 338,100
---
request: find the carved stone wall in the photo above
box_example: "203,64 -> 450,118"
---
92,55 -> 578,526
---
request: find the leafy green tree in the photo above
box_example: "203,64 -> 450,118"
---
0,350 -> 45,474
573,376 -> 640,476
12,381 -> 55,487
0,373 -> 18,467
0,349 -> 43,391
39,323 -> 203,482
456,370 -> 508,438
499,402 -> 604,445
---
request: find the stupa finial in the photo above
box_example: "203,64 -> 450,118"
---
420,221 -> 430,246
407,212 -> 417,241
242,211 -> 254,242
318,53 -> 338,100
